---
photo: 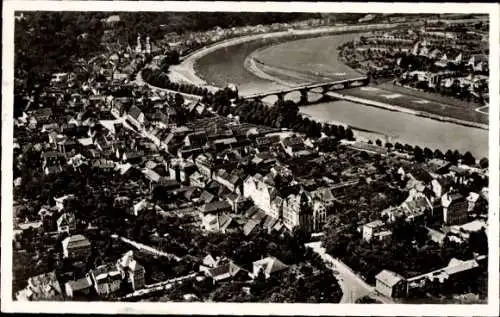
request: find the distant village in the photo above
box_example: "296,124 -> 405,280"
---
12,13 -> 489,303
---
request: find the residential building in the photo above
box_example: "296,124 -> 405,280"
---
116,251 -> 146,291
127,105 -> 148,129
199,255 -> 243,283
201,212 -> 237,233
362,220 -> 391,242
57,212 -> 77,234
16,271 -> 64,301
62,234 -> 92,260
243,173 -> 281,219
87,263 -> 123,296
375,270 -> 407,298
251,256 -> 289,279
199,200 -> 232,213
54,194 -> 76,212
442,192 -> 468,225
65,276 -> 93,298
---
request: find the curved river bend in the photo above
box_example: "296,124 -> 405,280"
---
195,33 -> 488,158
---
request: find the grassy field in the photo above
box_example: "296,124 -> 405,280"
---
345,84 -> 488,125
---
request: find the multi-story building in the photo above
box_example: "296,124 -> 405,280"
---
243,173 -> 281,219
282,189 -> 315,233
116,251 -> 146,291
87,263 -> 123,296
62,234 -> 92,260
442,191 -> 469,225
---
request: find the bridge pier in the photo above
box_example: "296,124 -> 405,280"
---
276,92 -> 285,104
321,85 -> 332,94
299,89 -> 308,105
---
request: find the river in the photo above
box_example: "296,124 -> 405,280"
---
195,33 -> 488,158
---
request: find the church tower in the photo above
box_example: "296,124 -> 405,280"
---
145,36 -> 151,54
135,34 -> 142,54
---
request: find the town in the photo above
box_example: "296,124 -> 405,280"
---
12,12 -> 489,304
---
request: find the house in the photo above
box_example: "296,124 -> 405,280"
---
251,256 -> 289,279
127,105 -> 148,129
199,201 -> 232,216
57,212 -> 77,234
442,192 -> 468,225
243,173 -> 281,219
375,270 -> 407,298
189,171 -> 207,188
16,271 -> 64,301
87,263 -> 123,296
212,168 -> 242,193
431,177 -> 454,199
225,192 -> 247,213
54,194 -> 76,211
132,199 -> 164,216
65,276 -> 93,298
449,219 -> 487,241
31,107 -> 53,125
345,141 -> 388,156
281,136 -> 313,157
62,234 -> 92,260
407,257 -> 482,292
199,255 -> 243,283
116,251 -> 146,291
362,220 -> 390,242
184,131 -> 208,148
400,194 -> 433,222
202,213 -> 237,233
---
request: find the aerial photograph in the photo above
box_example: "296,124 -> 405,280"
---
8,7 -> 490,307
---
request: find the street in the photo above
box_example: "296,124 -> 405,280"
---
305,241 -> 393,304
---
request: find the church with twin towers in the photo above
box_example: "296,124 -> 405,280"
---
135,34 -> 152,55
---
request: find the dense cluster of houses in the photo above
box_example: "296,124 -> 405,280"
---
361,158 -> 488,245
341,21 -> 489,102
16,250 -> 146,300
13,15 -> 489,302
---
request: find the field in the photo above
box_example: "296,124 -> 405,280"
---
345,84 -> 488,125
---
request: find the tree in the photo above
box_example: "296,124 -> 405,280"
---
462,151 -> 476,166
375,139 -> 382,146
479,157 -> 488,169
174,93 -> 184,107
413,146 -> 424,162
444,149 -> 454,162
423,147 -> 434,159
434,149 -> 444,159
345,127 -> 354,141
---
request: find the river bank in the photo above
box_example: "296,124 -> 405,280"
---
166,24 -> 487,157
169,23 -> 404,91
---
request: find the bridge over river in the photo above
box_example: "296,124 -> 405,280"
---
241,76 -> 370,104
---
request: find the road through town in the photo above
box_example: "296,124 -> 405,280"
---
305,241 -> 393,304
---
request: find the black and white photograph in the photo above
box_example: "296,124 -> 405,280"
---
2,1 -> 499,315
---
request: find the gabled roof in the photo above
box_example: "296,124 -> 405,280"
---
57,212 -> 76,227
253,256 -> 288,276
127,105 -> 143,121
200,191 -> 215,204
199,201 -> 231,214
66,276 -> 92,292
375,269 -> 405,286
63,234 -> 91,249
243,219 -> 260,236
208,261 -> 242,281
